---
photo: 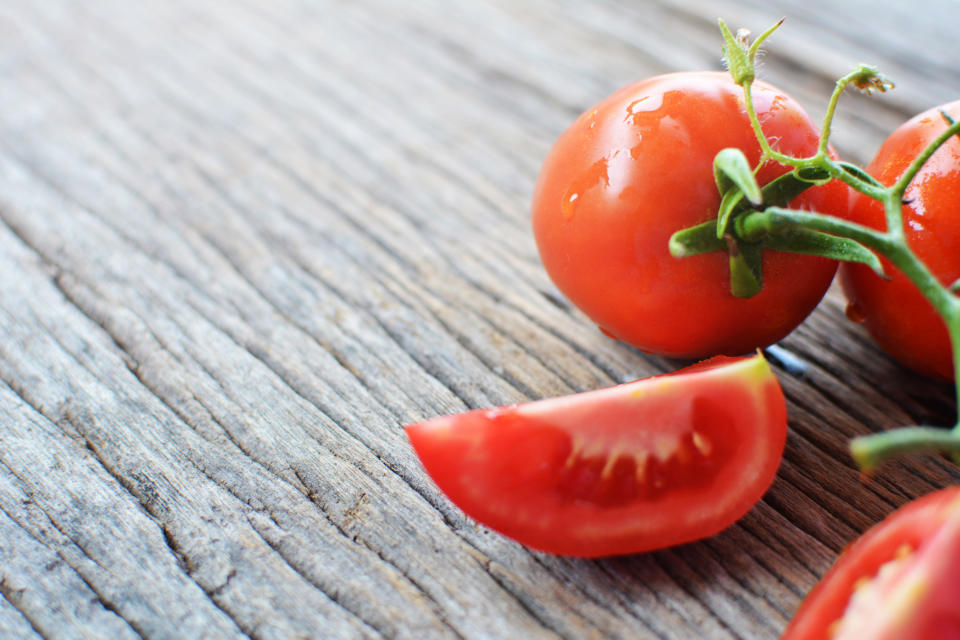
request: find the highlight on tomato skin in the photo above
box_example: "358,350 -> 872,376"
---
781,487 -> 960,640
405,353 -> 787,557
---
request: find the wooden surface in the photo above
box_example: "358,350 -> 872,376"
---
1,1 -> 959,638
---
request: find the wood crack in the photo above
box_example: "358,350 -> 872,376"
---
0,579 -> 48,640
648,552 -> 743,640
188,461 -> 446,640
0,492 -> 145,640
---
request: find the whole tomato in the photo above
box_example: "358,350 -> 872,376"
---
532,71 -> 848,358
840,100 -> 960,380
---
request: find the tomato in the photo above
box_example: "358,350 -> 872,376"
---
782,487 -> 960,640
840,100 -> 960,380
405,353 -> 786,557
532,71 -> 848,358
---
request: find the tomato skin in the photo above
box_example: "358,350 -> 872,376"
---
532,72 -> 847,358
405,354 -> 786,557
782,487 -> 960,640
840,101 -> 960,380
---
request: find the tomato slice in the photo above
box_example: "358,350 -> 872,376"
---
405,353 -> 786,557
782,487 -> 960,640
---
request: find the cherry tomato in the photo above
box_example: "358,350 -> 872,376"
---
405,353 -> 786,557
840,100 -> 960,380
532,71 -> 848,358
782,487 -> 960,640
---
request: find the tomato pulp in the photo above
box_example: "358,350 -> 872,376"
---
782,487 -> 960,639
532,71 -> 848,358
841,100 -> 960,380
406,354 -> 786,557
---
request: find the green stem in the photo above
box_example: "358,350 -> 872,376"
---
818,65 -> 893,159
851,426 -> 960,471
890,116 -> 960,199
739,207 -> 893,253
947,310 -> 960,425
824,161 -> 888,201
742,82 -> 797,168
742,82 -> 886,200
736,25 -> 960,470
953,343 -> 960,426
818,70 -> 858,157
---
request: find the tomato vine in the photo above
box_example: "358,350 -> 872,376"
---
670,19 -> 960,472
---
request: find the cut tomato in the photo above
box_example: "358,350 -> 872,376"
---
782,487 -> 960,640
405,353 -> 786,557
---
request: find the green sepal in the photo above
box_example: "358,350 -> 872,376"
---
716,189 -> 746,239
762,228 -> 886,277
669,221 -> 726,258
718,19 -> 753,86
755,169 -> 823,213
728,237 -> 763,298
714,148 -> 761,238
949,278 -> 960,294
714,148 -> 762,205
749,19 -> 785,58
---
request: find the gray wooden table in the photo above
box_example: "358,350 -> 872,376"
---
2,1 -> 959,638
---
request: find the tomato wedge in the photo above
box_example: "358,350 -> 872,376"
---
405,353 -> 786,557
782,487 -> 960,640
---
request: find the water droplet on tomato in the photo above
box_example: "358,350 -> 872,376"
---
560,157 -> 610,220
625,97 -> 649,117
562,192 -> 579,219
845,302 -> 867,324
624,94 -> 663,124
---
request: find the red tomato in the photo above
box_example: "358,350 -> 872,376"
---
532,71 -> 848,358
840,100 -> 960,380
782,487 -> 960,640
405,353 -> 786,557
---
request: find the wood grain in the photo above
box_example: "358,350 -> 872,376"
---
1,0 -> 958,637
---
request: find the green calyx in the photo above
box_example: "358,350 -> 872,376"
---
669,163 -> 881,298
676,20 -> 887,299
714,148 -> 761,238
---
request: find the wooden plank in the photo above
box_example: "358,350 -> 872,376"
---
1,0 -> 958,638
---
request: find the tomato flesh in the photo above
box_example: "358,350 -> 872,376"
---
406,354 -> 786,557
532,71 -> 849,358
782,487 -> 960,640
840,100 -> 960,380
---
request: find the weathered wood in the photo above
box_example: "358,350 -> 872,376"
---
1,0 -> 959,638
